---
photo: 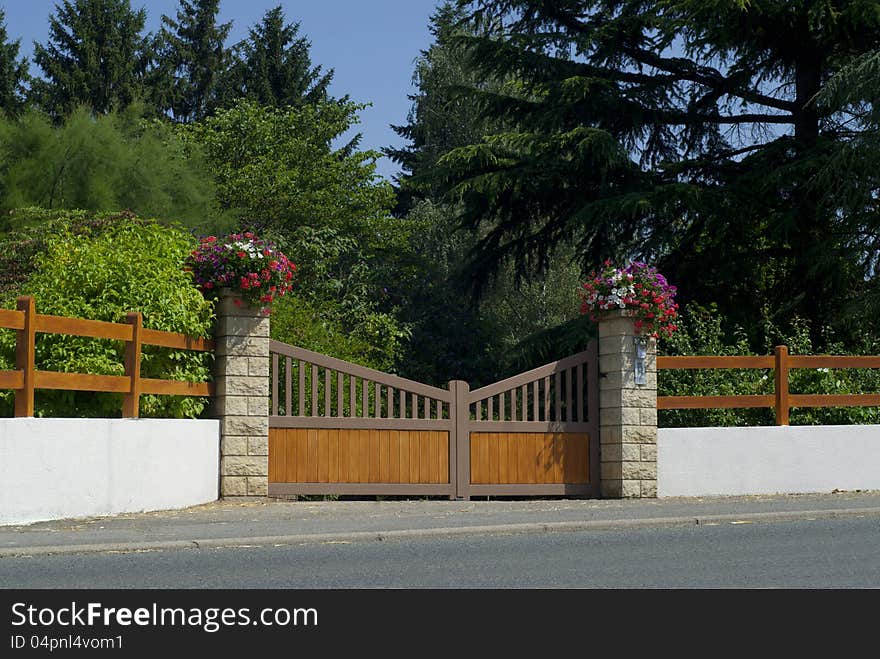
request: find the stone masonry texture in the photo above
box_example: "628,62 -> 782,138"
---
214,290 -> 269,497
598,310 -> 658,498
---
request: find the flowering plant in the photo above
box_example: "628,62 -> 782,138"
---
185,231 -> 296,311
580,260 -> 679,338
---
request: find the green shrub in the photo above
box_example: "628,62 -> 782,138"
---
0,211 -> 214,418
659,304 -> 880,426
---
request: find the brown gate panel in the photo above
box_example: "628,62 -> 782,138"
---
469,432 -> 590,485
270,428 -> 449,485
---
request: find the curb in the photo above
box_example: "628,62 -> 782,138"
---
2,506 -> 879,558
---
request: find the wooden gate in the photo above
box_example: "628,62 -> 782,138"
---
268,340 -> 598,499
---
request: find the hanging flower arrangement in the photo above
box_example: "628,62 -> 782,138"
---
580,260 -> 679,339
185,232 -> 296,312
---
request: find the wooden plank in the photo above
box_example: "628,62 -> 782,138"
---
388,386 -> 394,419
140,379 -> 212,396
399,430 -> 411,484
419,430 -> 430,484
469,433 -> 482,484
532,380 -> 539,422
489,432 -> 500,484
427,430 -> 439,483
285,357 -> 292,417
552,433 -> 564,484
657,355 -> 774,369
576,362 -> 584,423
400,389 -> 407,419
311,364 -> 318,416
375,383 -> 381,418
540,432 -> 554,484
789,355 -> 880,369
657,394 -> 775,409
0,308 -> 24,330
350,373 -> 356,417
521,384 -> 527,421
14,297 -> 35,416
359,429 -> 370,483
775,345 -> 789,425
389,430 -> 400,483
36,313 -> 132,341
268,430 -> 278,483
543,376 -> 550,423
409,430 -> 420,483
122,312 -> 142,418
501,433 -> 512,484
338,428 -> 351,483
317,429 -> 329,483
324,368 -> 331,417
298,360 -> 305,416
272,354 -> 279,416
369,429 -> 380,481
307,429 -> 319,482
0,370 -> 24,389
140,328 -> 213,351
487,395 -> 493,421
564,369 -> 572,423
379,430 -> 390,482
337,372 -> 344,417
328,429 -> 339,483
295,429 -> 309,484
554,372 -> 562,424
361,378 -> 367,418
789,394 -> 880,408
439,432 -> 449,485
34,371 -> 129,393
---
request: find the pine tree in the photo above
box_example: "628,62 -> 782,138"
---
431,0 -> 880,346
32,0 -> 151,118
154,0 -> 231,123
0,9 -> 30,115
218,5 -> 333,109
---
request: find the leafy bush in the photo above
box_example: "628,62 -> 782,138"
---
659,304 -> 880,427
0,211 -> 214,418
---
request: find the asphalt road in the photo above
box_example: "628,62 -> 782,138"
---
2,515 -> 879,588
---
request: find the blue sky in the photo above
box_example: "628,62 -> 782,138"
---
1,0 -> 444,181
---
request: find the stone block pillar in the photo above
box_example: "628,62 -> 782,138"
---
598,310 -> 658,498
214,289 -> 270,497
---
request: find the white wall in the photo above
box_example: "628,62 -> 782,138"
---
658,425 -> 880,497
0,418 -> 219,525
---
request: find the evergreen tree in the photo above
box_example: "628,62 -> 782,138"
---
32,0 -> 151,118
0,9 -> 30,116
431,0 -> 880,347
155,0 -> 231,123
218,5 -> 333,109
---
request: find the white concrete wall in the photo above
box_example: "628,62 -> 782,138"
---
0,418 -> 219,525
658,425 -> 880,497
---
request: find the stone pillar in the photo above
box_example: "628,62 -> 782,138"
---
598,310 -> 657,498
214,289 -> 270,497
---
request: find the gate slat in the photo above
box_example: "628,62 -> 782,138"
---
337,371 -> 344,418
272,354 -> 279,416
311,364 -> 318,416
555,371 -> 562,423
285,357 -> 292,417
577,362 -> 584,422
298,360 -> 305,416
565,368 -> 572,423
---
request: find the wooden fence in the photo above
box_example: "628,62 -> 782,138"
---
657,345 -> 880,425
1,296 -> 214,418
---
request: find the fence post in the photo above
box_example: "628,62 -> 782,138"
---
449,380 -> 470,500
122,312 -> 142,418
14,296 -> 35,417
214,289 -> 270,497
597,310 -> 657,498
774,345 -> 789,426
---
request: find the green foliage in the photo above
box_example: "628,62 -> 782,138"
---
31,0 -> 152,118
0,212 -> 214,418
0,107 -> 227,232
217,6 -> 334,110
659,304 -> 880,427
184,99 -> 394,236
153,0 -> 232,123
0,9 -> 29,116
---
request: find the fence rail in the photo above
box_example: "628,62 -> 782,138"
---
1,296 -> 214,418
657,345 -> 880,425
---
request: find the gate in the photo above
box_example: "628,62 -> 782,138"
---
268,340 -> 598,499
